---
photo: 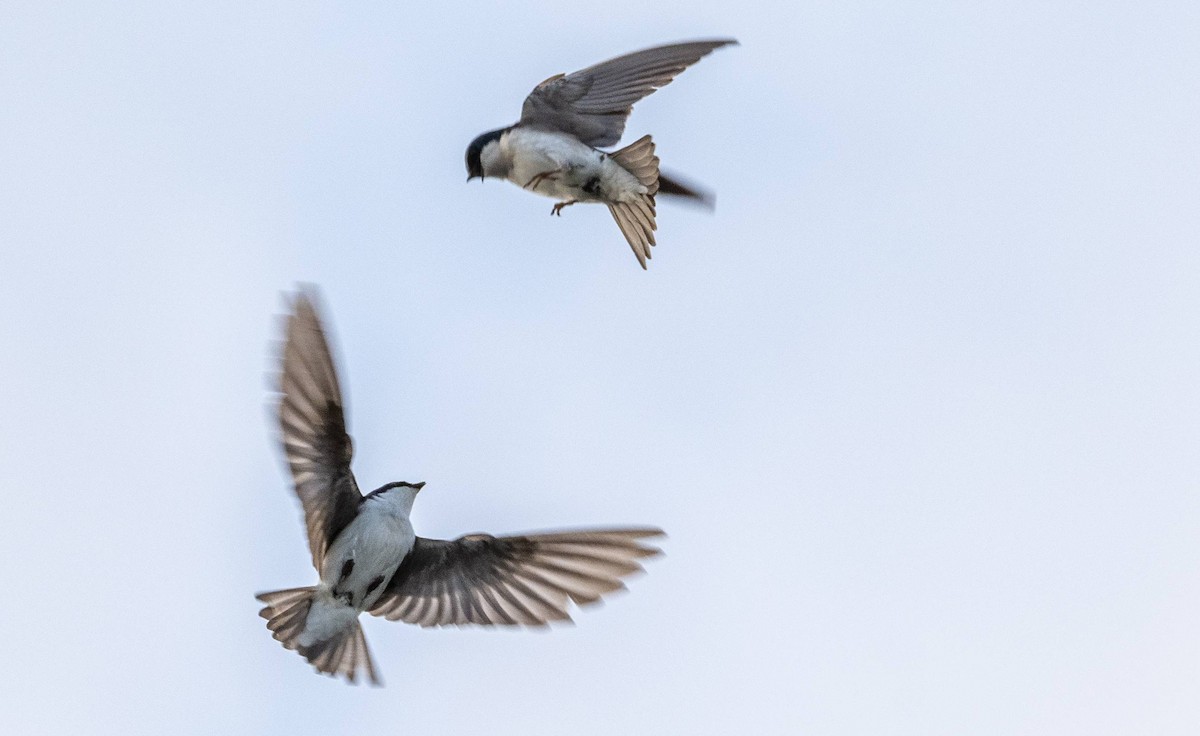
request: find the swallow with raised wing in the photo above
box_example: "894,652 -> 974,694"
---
257,290 -> 664,684
465,39 -> 737,268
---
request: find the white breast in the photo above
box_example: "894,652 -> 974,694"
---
503,128 -> 592,172
320,497 -> 415,610
500,128 -> 643,202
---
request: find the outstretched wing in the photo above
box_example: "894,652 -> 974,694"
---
520,39 -> 736,148
369,528 -> 665,627
278,289 -> 362,570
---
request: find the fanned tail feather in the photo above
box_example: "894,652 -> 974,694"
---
607,199 -> 657,269
256,587 -> 380,685
610,134 -> 659,195
608,135 -> 660,268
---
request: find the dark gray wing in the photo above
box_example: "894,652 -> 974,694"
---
369,528 -> 665,627
278,290 -> 362,570
520,39 -> 736,147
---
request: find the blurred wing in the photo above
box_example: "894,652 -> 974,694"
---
278,290 -> 362,570
520,39 -> 736,147
369,528 -> 665,627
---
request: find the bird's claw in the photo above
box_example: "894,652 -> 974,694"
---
551,201 -> 576,217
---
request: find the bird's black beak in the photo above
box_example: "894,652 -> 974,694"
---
413,481 -> 426,491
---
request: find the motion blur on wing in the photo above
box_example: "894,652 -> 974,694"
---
256,288 -> 664,684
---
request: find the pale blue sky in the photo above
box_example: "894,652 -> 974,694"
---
2,2 -> 1198,734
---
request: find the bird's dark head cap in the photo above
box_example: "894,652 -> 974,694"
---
465,127 -> 506,181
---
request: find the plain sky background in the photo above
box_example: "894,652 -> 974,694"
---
2,1 -> 1198,734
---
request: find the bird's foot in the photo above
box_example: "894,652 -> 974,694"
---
551,200 -> 577,216
524,170 -> 560,190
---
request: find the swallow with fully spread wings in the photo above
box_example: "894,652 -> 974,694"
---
256,290 -> 664,684
465,39 -> 737,268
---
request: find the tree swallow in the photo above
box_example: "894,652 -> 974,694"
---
257,289 -> 665,684
465,38 -> 737,269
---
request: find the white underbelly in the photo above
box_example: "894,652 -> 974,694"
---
503,129 -> 644,202
299,595 -> 359,646
320,508 -> 414,610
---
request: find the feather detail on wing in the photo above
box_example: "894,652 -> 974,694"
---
520,39 -> 736,147
278,289 -> 362,569
368,529 -> 665,627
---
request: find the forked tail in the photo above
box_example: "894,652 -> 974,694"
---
256,587 -> 379,685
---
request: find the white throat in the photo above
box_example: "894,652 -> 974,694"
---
480,139 -> 507,178
367,485 -> 419,517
